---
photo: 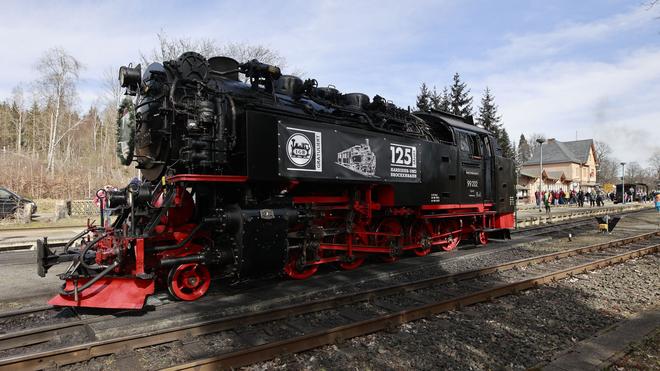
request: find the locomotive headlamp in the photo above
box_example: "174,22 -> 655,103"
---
240,59 -> 282,80
118,64 -> 142,89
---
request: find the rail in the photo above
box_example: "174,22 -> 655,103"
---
0,231 -> 657,370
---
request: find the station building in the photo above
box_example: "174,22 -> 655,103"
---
517,138 -> 598,204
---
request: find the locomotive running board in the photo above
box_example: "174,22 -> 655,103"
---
49,277 -> 155,310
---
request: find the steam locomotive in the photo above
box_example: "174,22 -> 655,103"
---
37,52 -> 516,309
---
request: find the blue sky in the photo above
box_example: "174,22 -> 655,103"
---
1,0 -> 659,165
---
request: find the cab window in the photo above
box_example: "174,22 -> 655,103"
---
431,121 -> 454,143
459,133 -> 481,158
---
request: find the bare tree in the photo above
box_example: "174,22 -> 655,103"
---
594,141 -> 611,163
103,67 -> 122,108
11,86 -> 25,154
649,149 -> 660,179
527,133 -> 546,152
140,32 -> 221,65
140,32 -> 292,78
597,157 -> 620,184
99,68 -> 123,156
594,140 -> 613,182
625,161 -> 643,183
35,48 -> 82,173
219,42 -> 286,68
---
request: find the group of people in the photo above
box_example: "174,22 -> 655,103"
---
534,187 -> 660,214
534,188 -> 608,213
623,187 -> 652,203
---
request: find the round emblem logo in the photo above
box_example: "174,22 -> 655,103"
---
286,133 -> 313,167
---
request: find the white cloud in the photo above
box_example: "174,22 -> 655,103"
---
488,48 -> 660,164
452,5 -> 660,74
0,0 -> 450,108
460,6 -> 660,167
0,1 -> 658,166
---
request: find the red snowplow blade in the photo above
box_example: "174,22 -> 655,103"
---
48,277 -> 155,309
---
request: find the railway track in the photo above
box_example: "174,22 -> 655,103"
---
1,231 -> 657,370
0,305 -> 53,321
510,218 -> 594,238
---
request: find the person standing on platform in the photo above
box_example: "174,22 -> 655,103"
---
535,190 -> 541,207
578,190 -> 584,207
589,190 -> 596,207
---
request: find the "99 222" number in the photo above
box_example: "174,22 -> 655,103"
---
467,180 -> 479,188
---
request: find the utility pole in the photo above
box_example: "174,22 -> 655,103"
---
620,162 -> 626,204
537,138 -> 546,212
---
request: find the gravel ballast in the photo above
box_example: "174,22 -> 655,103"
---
245,253 -> 660,370
5,210 -> 659,370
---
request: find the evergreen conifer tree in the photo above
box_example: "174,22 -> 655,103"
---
416,82 -> 431,111
449,73 -> 473,118
476,87 -> 514,158
439,87 -> 450,112
498,128 -> 515,159
429,86 -> 441,110
476,87 -> 499,132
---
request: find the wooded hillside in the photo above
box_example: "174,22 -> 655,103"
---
0,48 -> 133,199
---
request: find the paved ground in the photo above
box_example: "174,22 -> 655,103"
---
544,308 -> 660,370
0,249 -> 68,310
0,226 -> 81,250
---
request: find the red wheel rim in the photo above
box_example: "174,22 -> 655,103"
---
339,256 -> 366,270
333,225 -> 367,270
478,231 -> 488,245
409,221 -> 433,257
376,218 -> 402,263
168,263 -> 211,301
284,251 -> 319,280
437,221 -> 462,251
442,233 -> 461,251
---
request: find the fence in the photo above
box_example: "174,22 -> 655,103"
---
70,200 -> 98,216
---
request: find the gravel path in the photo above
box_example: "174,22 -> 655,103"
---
244,253 -> 660,370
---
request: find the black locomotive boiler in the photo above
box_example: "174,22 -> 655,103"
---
37,52 -> 516,309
